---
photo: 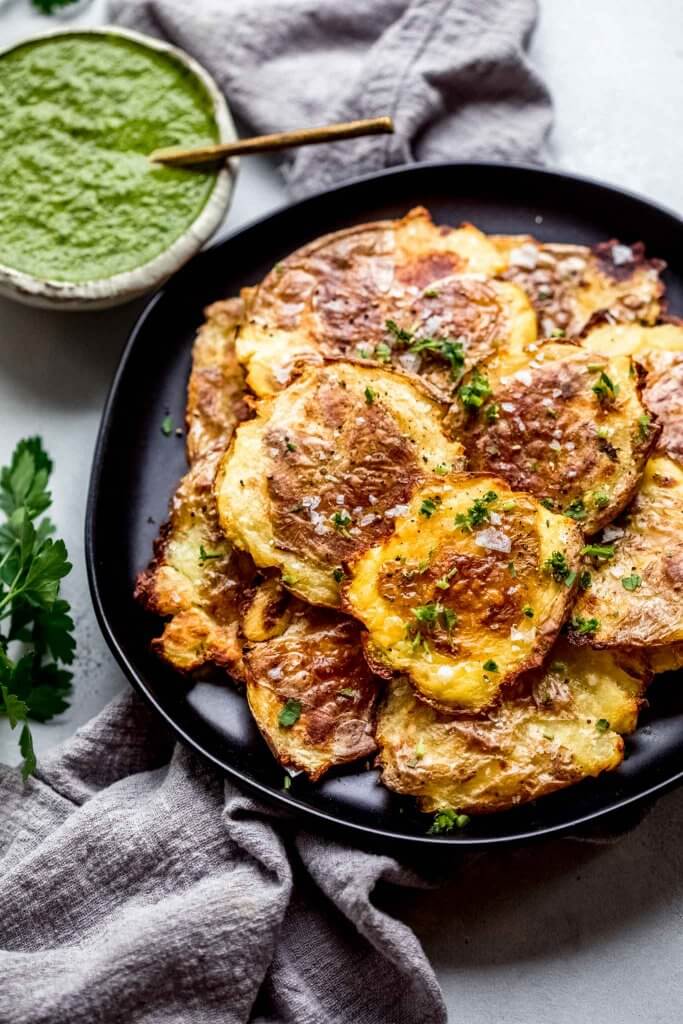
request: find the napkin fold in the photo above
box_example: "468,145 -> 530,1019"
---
109,0 -> 552,197
1,2 -> 553,1020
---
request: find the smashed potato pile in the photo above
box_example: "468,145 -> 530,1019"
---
136,206 -> 678,826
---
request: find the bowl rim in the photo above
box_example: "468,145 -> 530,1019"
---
0,25 -> 237,309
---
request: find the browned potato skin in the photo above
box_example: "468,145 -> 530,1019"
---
215,361 -> 464,607
186,298 -> 251,463
134,445 -> 252,678
236,206 -> 538,400
449,341 -> 657,533
377,642 -> 650,814
492,235 -> 665,337
244,606 -> 379,780
570,455 -> 683,650
138,302 -> 380,781
571,324 -> 683,654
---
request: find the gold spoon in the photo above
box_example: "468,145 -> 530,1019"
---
149,115 -> 394,168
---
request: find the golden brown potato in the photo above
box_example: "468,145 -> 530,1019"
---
492,235 -> 665,337
236,206 -> 537,400
215,361 -> 465,608
343,475 -> 583,712
376,641 -> 649,814
245,606 -> 379,780
449,340 -> 657,533
186,297 -> 250,464
570,454 -> 683,649
135,446 -> 251,677
581,322 -> 683,464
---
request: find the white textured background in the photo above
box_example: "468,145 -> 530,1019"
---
0,2 -> 682,1021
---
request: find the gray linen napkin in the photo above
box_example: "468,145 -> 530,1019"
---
0,693 -> 446,1024
109,0 -> 552,197
1,3 -> 553,1021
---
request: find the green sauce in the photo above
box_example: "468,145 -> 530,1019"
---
0,33 -> 220,283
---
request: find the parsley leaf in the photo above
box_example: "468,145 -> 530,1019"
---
161,415 -> 174,437
458,370 -> 492,411
571,616 -> 601,635
454,491 -> 497,532
581,543 -> 615,560
0,439 -> 74,779
428,808 -> 470,834
622,573 -> 642,591
542,551 -> 573,584
278,699 -> 302,728
592,370 -> 619,405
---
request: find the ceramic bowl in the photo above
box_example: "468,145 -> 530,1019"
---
0,26 -> 237,310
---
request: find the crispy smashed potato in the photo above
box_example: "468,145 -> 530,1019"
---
581,321 -> 683,464
570,454 -> 683,649
236,206 -> 538,399
135,446 -> 250,677
450,340 -> 656,533
244,606 -> 379,779
186,298 -> 250,463
376,641 -> 649,813
493,235 -> 665,337
215,361 -> 464,607
343,476 -> 583,712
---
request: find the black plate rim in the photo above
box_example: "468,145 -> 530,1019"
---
86,159 -> 683,848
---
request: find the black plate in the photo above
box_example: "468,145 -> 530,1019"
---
86,162 -> 683,848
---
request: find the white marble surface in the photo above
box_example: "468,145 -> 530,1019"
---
0,2 -> 681,1021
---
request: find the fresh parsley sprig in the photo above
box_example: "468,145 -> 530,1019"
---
0,439 -> 75,779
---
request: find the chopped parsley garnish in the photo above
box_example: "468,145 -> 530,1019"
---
571,616 -> 600,635
508,560 -> 517,577
374,342 -> 392,362
579,570 -> 592,591
483,659 -> 499,672
278,698 -> 302,728
564,497 -> 587,521
484,402 -> 500,423
621,573 -> 642,591
332,567 -> 345,583
385,320 -> 466,379
540,497 -> 555,510
161,415 -> 174,437
413,603 -> 457,633
385,319 -> 412,344
454,491 -> 497,531
423,287 -> 440,298
435,566 -> 458,590
428,808 -> 470,834
581,543 -> 615,560
364,386 -> 376,405
551,328 -> 566,338
593,491 -> 610,509
420,497 -> 441,518
458,370 -> 492,411
543,551 -> 573,584
282,571 -> 298,586
434,463 -> 449,476
198,545 -> 221,562
595,718 -> 610,732
522,605 -> 534,618
637,413 -> 651,440
339,687 -> 357,699
285,440 -> 297,452
331,509 -> 352,534
592,370 -> 619,404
